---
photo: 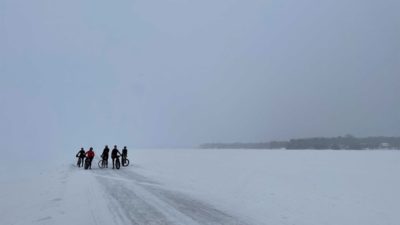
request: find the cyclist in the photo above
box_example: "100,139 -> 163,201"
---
75,147 -> 86,167
122,146 -> 128,164
101,145 -> 110,168
111,145 -> 121,169
85,147 -> 95,169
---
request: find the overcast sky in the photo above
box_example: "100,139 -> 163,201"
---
1,0 -> 399,155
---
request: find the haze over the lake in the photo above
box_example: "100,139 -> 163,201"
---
1,0 -> 399,156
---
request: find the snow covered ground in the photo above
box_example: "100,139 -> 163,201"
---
1,149 -> 399,225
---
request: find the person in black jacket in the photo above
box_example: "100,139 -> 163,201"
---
75,147 -> 85,167
122,146 -> 128,160
101,145 -> 110,168
111,145 -> 121,169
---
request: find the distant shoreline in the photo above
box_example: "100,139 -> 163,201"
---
200,135 -> 400,150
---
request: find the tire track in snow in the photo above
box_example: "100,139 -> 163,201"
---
92,169 -> 250,225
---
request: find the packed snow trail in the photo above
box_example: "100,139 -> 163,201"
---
91,168 -> 249,225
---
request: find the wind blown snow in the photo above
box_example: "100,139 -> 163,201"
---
1,149 -> 399,225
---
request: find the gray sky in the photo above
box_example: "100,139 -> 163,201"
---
1,0 -> 399,154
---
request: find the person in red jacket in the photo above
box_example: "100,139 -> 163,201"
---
85,147 -> 95,169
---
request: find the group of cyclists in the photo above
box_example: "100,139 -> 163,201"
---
75,145 -> 128,169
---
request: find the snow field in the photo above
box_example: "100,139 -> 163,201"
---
131,149 -> 400,225
1,149 -> 399,225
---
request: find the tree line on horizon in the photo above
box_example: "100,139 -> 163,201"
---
200,135 -> 400,150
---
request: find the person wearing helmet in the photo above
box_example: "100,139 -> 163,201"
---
111,145 -> 121,169
101,145 -> 110,168
75,147 -> 86,167
85,147 -> 95,169
122,146 -> 128,162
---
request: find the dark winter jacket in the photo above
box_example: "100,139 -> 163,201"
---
111,148 -> 121,158
76,150 -> 85,158
101,147 -> 110,159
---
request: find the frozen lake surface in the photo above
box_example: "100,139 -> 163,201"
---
1,149 -> 399,225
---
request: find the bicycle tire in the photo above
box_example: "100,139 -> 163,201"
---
77,158 -> 81,167
84,158 -> 90,170
98,160 -> 105,168
122,159 -> 130,167
116,158 -> 120,169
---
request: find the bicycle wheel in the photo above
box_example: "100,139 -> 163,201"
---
77,158 -> 81,167
84,158 -> 90,170
98,160 -> 105,168
116,158 -> 121,169
122,159 -> 130,167
104,159 -> 108,168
